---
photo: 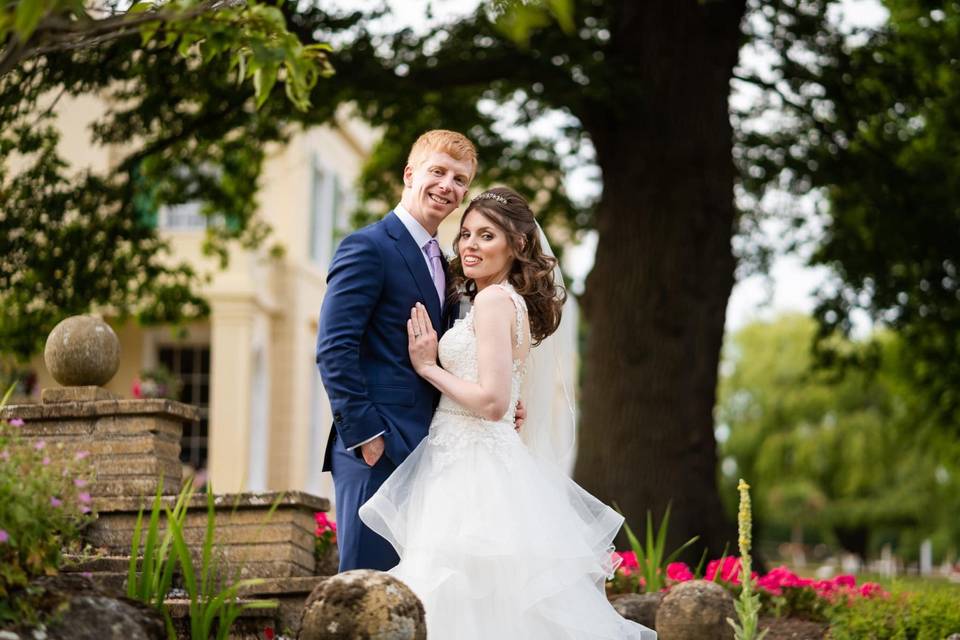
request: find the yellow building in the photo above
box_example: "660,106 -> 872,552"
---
20,94 -> 379,499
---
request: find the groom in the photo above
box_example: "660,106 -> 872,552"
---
316,130 -> 478,571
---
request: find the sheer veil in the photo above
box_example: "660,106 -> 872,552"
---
519,223 -> 578,476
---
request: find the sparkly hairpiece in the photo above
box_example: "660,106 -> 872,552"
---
471,192 -> 508,205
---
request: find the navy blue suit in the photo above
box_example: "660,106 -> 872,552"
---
316,211 -> 449,572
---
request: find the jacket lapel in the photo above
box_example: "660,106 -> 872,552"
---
385,211 -> 443,330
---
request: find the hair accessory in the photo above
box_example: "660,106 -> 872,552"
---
471,192 -> 509,205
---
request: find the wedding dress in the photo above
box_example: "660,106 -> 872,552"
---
359,283 -> 656,639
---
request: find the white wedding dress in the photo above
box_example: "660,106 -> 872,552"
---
359,283 -> 656,639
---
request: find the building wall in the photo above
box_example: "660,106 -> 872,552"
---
20,95 -> 374,502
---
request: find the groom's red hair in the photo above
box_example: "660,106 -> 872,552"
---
407,130 -> 478,181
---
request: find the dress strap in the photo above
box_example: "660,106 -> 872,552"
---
494,283 -> 527,348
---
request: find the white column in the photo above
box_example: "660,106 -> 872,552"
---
208,296 -> 256,492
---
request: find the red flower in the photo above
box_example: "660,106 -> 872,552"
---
858,582 -> 888,598
705,556 -> 743,584
263,626 -> 275,640
666,562 -> 694,583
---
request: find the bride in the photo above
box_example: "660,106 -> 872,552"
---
359,187 -> 656,639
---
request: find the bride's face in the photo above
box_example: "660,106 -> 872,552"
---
458,210 -> 513,288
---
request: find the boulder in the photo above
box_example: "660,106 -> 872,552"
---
611,592 -> 663,628
32,575 -> 165,640
655,580 -> 735,640
299,570 -> 425,640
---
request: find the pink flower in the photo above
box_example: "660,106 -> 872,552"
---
80,505 -> 92,514
755,565 -> 814,595
42,456 -> 50,465
34,440 -> 46,451
834,574 -> 856,588
75,450 -> 90,461
705,556 -> 743,584
132,379 -> 143,399
9,418 -> 24,427
667,562 -> 694,583
50,496 -> 63,507
614,551 -> 639,576
74,478 -> 88,488
0,449 -> 9,461
858,582 -> 887,598
78,492 -> 92,504
0,529 -> 8,543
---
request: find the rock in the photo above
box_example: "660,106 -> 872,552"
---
299,570 -> 426,640
44,315 -> 120,387
30,575 -> 165,640
655,580 -> 735,640
611,592 -> 663,628
945,634 -> 960,640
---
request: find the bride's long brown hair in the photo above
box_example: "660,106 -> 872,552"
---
448,186 -> 566,345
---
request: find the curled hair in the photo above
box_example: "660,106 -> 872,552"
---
449,186 -> 566,345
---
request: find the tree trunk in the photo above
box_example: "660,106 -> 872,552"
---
574,0 -> 746,558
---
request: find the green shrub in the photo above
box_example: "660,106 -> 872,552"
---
0,392 -> 94,624
827,582 -> 960,640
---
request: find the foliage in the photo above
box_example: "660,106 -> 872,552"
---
127,478 -> 279,639
0,0 -> 336,359
0,0 -> 332,110
127,480 -> 194,633
610,503 -> 699,594
728,479 -> 767,640
0,389 -> 94,625
133,365 -> 183,400
716,315 -> 960,557
735,0 -> 960,433
167,484 -> 277,640
826,581 -> 960,640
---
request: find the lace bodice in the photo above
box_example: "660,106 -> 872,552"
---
427,283 -> 529,467
434,283 -> 528,423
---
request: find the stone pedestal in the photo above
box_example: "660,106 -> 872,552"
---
0,398 -> 198,497
87,491 -> 329,579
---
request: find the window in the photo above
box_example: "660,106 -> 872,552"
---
157,345 -> 211,470
309,161 -> 352,267
158,202 -> 207,231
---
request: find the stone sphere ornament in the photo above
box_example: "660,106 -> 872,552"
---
44,315 -> 120,387
299,570 -> 426,640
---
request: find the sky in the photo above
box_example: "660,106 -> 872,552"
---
325,0 -> 889,335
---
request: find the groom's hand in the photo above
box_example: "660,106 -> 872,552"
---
514,400 -> 526,433
361,435 -> 385,467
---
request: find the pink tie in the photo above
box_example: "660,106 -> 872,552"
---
425,238 -> 445,307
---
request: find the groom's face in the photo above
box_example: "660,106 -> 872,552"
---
402,150 -> 473,232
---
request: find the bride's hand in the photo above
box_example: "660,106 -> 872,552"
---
408,303 -> 438,374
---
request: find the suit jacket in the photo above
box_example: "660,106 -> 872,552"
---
316,211 -> 451,472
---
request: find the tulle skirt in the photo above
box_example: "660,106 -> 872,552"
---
359,411 -> 656,639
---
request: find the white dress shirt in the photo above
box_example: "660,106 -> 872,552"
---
394,203 -> 445,306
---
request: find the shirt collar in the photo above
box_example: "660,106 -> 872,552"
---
394,203 -> 435,250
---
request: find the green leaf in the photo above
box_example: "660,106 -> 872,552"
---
128,2 -> 154,14
253,65 -> 278,109
13,0 -> 47,41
